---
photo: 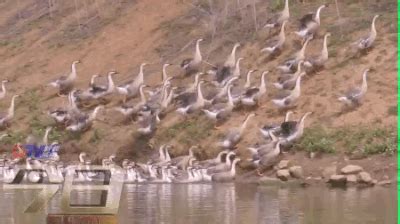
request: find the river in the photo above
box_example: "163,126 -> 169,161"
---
0,183 -> 396,224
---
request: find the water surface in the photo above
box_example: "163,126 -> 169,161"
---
0,183 -> 396,224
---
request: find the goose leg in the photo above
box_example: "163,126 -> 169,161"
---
256,169 -> 264,176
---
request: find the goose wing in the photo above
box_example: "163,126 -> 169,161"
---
243,87 -> 260,97
299,13 -> 315,29
345,87 -> 362,100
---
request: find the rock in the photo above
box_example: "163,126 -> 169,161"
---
377,180 -> 392,186
276,169 -> 290,181
358,171 -> 372,184
346,174 -> 357,185
277,160 -> 291,169
328,175 -> 347,187
372,179 -> 378,185
341,165 -> 363,175
322,165 -> 337,180
289,166 -> 303,179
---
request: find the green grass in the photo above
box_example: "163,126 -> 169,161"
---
89,129 -> 103,144
296,125 -> 397,155
155,116 -> 214,147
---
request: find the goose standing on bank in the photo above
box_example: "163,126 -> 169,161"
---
295,4 -> 327,41
211,43 -> 241,85
304,33 -> 331,72
277,38 -> 310,73
218,113 -> 255,149
115,84 -> 148,120
338,68 -> 370,107
272,73 -> 305,109
241,71 -> 268,107
263,0 -> 290,28
282,111 -> 312,145
77,71 -> 117,101
0,80 -> 9,100
203,85 -> 235,127
352,15 -> 380,52
259,111 -> 294,138
253,140 -> 283,175
181,39 -> 203,76
176,80 -> 211,115
48,60 -> 80,95
0,95 -> 19,129
261,21 -> 287,56
116,63 -> 147,102
66,106 -> 103,132
219,58 -> 243,87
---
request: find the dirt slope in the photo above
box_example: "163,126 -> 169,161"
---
0,0 -> 397,177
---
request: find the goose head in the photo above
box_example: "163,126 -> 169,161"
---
72,60 -> 81,65
196,38 -> 204,43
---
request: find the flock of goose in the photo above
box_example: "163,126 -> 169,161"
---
0,0 -> 380,183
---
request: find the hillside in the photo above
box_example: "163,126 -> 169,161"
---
0,0 -> 397,178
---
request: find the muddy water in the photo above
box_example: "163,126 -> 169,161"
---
0,183 -> 396,224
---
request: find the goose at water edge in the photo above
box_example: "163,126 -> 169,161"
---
338,68 -> 370,107
176,80 -> 212,116
48,60 -> 80,96
211,158 -> 241,182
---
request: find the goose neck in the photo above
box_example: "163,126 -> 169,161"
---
8,96 -> 17,118
197,82 -> 205,103
230,159 -> 239,176
240,115 -> 253,134
1,82 -> 5,94
70,63 -> 77,80
107,74 -> 115,92
139,85 -> 147,103
315,5 -> 325,24
361,71 -> 368,94
194,41 -> 202,62
371,16 -> 378,36
227,86 -> 234,106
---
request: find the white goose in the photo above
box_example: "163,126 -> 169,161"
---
181,39 -> 203,76
218,113 -> 255,149
48,60 -> 80,95
277,38 -> 310,73
115,84 -> 148,119
304,33 -> 331,70
263,0 -> 290,28
211,158 -> 241,182
116,63 -> 147,101
241,71 -> 268,107
272,73 -> 305,108
353,15 -> 380,51
295,4 -> 327,40
203,85 -> 235,126
66,106 -> 103,132
282,112 -> 312,144
176,80 -> 211,115
261,21 -> 287,55
338,68 -> 370,107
